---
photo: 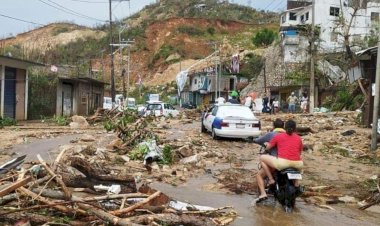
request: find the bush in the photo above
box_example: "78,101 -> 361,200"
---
239,53 -> 264,80
0,117 -> 17,128
206,27 -> 215,36
160,145 -> 173,165
177,25 -> 204,36
252,28 -> 277,47
53,115 -> 69,126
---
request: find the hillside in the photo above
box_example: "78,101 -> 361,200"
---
0,23 -> 106,61
0,0 -> 279,88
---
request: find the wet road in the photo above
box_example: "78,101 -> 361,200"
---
152,169 -> 380,226
3,134 -> 81,162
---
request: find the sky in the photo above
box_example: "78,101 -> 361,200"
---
0,0 -> 286,38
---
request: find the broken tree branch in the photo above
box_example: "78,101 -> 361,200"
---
110,191 -> 161,216
0,176 -> 31,197
37,154 -> 71,200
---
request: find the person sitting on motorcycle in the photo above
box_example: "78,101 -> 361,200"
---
254,119 -> 303,203
254,118 -> 285,156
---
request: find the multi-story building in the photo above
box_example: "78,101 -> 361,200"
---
280,0 -> 380,63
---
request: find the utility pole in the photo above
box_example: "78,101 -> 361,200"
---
109,0 -> 116,105
214,43 -> 218,101
309,0 -> 316,113
263,59 -> 267,94
370,20 -> 380,151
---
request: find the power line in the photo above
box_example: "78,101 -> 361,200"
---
37,0 -> 106,22
0,13 -> 45,26
68,0 -> 107,3
271,0 -> 286,12
264,0 -> 279,11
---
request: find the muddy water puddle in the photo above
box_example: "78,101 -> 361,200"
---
152,165 -> 380,226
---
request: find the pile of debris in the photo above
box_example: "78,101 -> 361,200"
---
0,151 -> 236,225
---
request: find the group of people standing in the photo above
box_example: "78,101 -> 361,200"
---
287,91 -> 308,114
217,90 -> 309,114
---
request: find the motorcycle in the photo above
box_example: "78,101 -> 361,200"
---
258,145 -> 303,213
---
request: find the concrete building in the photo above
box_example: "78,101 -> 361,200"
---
0,56 -> 42,120
180,69 -> 239,107
280,0 -> 380,63
56,76 -> 105,117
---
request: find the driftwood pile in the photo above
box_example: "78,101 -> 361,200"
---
87,107 -> 122,124
0,151 -> 236,226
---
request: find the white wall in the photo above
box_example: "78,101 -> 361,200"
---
281,0 -> 380,62
314,0 -> 380,51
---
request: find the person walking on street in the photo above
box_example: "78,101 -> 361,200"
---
287,92 -> 298,114
300,92 -> 308,113
244,94 -> 253,109
227,90 -> 240,104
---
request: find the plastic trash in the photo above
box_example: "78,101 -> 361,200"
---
94,184 -> 121,194
169,200 -> 215,211
141,140 -> 163,165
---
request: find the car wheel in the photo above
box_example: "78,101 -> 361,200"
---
212,127 -> 219,140
201,122 -> 207,133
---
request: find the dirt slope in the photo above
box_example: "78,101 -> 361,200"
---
0,23 -> 106,54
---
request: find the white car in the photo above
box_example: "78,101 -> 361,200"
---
201,104 -> 261,139
145,102 -> 179,117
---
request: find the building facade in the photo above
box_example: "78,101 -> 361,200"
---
280,0 -> 380,63
0,56 -> 41,120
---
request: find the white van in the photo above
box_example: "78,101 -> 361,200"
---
103,97 -> 112,110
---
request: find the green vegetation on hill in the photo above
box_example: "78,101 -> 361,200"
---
132,0 -> 278,25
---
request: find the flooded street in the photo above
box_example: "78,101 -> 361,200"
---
152,167 -> 379,226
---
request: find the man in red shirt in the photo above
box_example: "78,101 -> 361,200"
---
254,119 -> 303,204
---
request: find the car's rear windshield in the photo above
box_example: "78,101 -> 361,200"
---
217,106 -> 255,119
147,104 -> 162,110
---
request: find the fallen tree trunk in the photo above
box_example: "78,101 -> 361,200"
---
66,157 -> 136,193
31,188 -> 148,202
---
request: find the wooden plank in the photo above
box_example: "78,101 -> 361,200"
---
0,176 -> 31,197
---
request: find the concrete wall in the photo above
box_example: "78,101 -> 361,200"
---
281,0 -> 380,62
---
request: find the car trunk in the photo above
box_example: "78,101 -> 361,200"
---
222,116 -> 260,129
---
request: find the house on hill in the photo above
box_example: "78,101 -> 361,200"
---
280,0 -> 380,63
0,55 -> 42,120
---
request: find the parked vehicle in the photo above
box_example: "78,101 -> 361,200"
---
119,97 -> 137,111
182,102 -> 196,109
145,101 -> 179,117
201,103 -> 261,139
258,146 -> 303,213
103,97 -> 112,110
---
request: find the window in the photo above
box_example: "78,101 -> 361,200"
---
300,15 -> 305,23
371,12 -> 379,22
281,15 -> 286,23
289,12 -> 297,21
330,7 -> 340,17
194,78 -> 197,84
305,12 -> 309,21
212,107 -> 218,116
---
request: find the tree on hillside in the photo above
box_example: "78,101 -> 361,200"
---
251,28 -> 276,47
